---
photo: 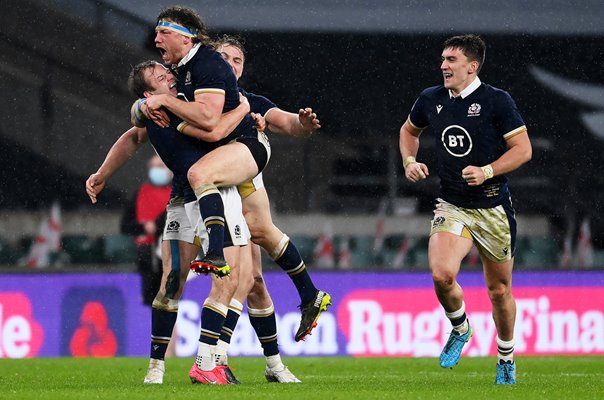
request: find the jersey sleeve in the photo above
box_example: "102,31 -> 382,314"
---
494,91 -> 527,140
190,54 -> 231,97
407,91 -> 431,129
240,89 -> 278,116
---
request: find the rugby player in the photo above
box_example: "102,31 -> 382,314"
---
138,6 -> 270,283
399,34 -> 532,385
138,7 -> 330,345
87,61 -> 253,385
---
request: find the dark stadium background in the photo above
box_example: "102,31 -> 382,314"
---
0,0 -> 603,265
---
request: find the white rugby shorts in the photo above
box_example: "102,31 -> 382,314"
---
163,186 -> 250,250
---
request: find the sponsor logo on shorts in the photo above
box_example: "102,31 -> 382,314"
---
432,216 -> 445,228
234,225 -> 241,237
166,221 -> 180,233
503,247 -> 509,256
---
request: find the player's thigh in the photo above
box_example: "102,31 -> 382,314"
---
482,256 -> 514,293
242,187 -> 274,230
243,189 -> 282,247
190,142 -> 258,187
428,232 -> 473,277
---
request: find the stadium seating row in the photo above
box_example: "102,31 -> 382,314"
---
0,234 -> 138,267
1,234 -> 602,270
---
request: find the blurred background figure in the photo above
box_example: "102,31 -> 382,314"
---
22,201 -> 62,268
121,155 -> 172,306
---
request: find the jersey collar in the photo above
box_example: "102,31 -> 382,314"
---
176,43 -> 201,68
449,77 -> 481,99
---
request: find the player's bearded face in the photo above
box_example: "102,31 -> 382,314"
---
440,47 -> 473,95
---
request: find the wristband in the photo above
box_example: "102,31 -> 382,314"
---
481,164 -> 494,180
403,156 -> 416,169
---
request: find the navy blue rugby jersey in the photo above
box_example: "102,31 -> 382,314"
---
172,44 -> 256,145
145,115 -> 218,199
239,88 -> 277,116
408,81 -> 526,209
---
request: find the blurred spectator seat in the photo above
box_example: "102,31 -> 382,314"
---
102,234 -> 138,264
0,238 -> 19,265
62,235 -> 104,264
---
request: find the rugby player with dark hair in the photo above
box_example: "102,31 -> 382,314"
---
399,34 -> 532,385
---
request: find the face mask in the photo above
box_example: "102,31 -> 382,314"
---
148,167 -> 172,186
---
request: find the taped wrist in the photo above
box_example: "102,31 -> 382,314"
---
481,164 -> 494,180
403,156 -> 416,169
132,98 -> 147,127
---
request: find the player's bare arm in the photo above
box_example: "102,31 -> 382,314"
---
85,126 -> 148,204
399,118 -> 429,182
265,107 -> 320,137
462,130 -> 532,186
178,95 -> 250,142
145,92 -> 224,132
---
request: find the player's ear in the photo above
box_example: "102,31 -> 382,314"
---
143,90 -> 153,98
469,60 -> 479,74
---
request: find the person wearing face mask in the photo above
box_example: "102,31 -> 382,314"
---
120,154 -> 173,306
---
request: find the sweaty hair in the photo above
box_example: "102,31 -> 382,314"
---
157,6 -> 210,45
443,34 -> 486,73
128,60 -> 162,98
212,34 -> 246,59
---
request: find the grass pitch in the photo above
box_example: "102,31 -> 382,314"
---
2,356 -> 603,399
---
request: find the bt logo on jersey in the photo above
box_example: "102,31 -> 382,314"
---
441,124 -> 473,157
0,293 -> 44,358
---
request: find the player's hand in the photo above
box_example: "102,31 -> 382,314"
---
85,173 -> 106,204
239,93 -> 251,112
251,112 -> 266,132
299,107 -> 321,134
405,161 -> 429,182
143,95 -> 170,128
461,165 -> 486,186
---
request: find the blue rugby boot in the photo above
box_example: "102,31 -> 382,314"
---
439,320 -> 473,368
495,360 -> 517,384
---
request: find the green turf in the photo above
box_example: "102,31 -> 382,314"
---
1,356 -> 603,399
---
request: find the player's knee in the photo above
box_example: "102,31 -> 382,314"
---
487,284 -> 511,303
249,223 -> 272,247
187,166 -> 215,187
431,270 -> 456,289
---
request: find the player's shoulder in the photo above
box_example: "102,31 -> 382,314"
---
419,85 -> 447,100
481,83 -> 514,101
192,45 -> 229,70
